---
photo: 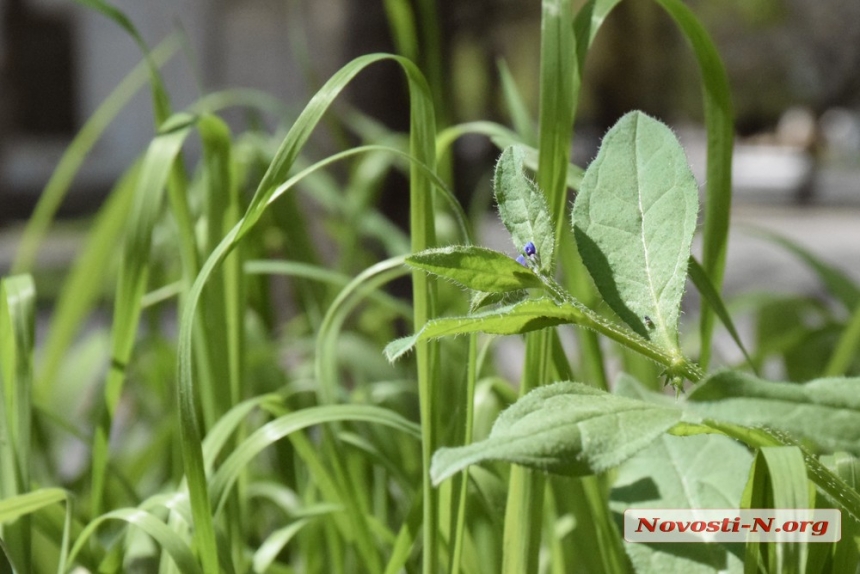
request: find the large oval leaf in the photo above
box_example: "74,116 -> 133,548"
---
686,370 -> 860,456
572,111 -> 698,353
430,381 -> 682,484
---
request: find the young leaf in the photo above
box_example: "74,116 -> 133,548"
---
431,382 -> 683,484
406,246 -> 542,293
494,145 -> 554,272
686,370 -> 860,456
384,298 -> 578,362
572,111 -> 698,353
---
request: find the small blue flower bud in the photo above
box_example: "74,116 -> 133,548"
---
524,241 -> 536,257
515,255 -> 528,267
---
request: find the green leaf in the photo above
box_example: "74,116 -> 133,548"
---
686,371 -> 860,456
493,145 -> 554,272
0,488 -> 66,525
406,246 -> 542,293
572,111 -> 698,353
430,381 -> 683,484
0,274 -> 36,572
611,431 -> 750,573
384,298 -> 578,362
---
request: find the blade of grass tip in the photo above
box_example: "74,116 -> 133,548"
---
174,54 -> 438,574
654,0 -> 734,371
688,255 -> 756,373
0,274 -> 36,573
747,226 -> 860,312
73,0 -> 172,121
10,35 -> 179,274
90,113 -> 197,521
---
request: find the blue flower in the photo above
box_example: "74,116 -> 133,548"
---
524,241 -> 536,257
515,254 -> 528,267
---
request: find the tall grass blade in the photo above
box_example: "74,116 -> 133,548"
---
90,114 -> 197,520
0,274 -> 36,572
36,161 -> 139,396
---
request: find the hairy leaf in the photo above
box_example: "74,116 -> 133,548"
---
407,246 -> 542,293
431,382 -> 682,484
384,298 -> 578,362
573,111 -> 698,353
494,145 -> 554,272
686,371 -> 860,456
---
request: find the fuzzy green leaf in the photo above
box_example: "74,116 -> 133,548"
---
430,382 -> 682,484
572,111 -> 698,352
686,371 -> 860,456
384,298 -> 578,362
493,145 -> 554,272
407,246 -> 542,293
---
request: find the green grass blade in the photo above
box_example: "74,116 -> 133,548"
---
73,0 -> 172,122
0,274 -> 36,572
688,255 -> 756,372
36,161 -> 140,396
676,422 -> 860,523
67,509 -> 203,574
826,300 -> 860,376
742,447 -> 812,573
573,0 -> 624,65
91,114 -> 197,520
750,227 -> 860,312
653,0 -> 734,370
500,0 -> 579,568
0,488 -> 66,525
10,36 -> 179,274
316,256 -> 409,404
537,0 -> 577,240
208,405 -> 420,516
383,0 -> 419,61
198,114 -> 242,424
497,59 -> 536,146
173,54 -> 438,574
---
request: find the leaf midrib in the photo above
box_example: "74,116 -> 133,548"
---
632,116 -> 666,343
